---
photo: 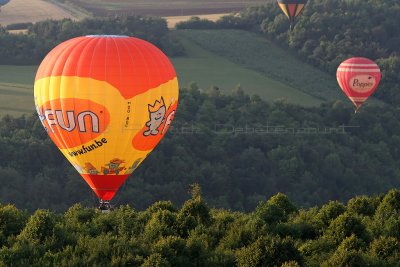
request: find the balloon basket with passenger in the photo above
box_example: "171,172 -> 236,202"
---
98,199 -> 113,212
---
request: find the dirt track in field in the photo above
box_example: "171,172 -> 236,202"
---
0,0 -> 79,26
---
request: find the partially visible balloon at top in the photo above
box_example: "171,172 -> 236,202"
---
0,0 -> 9,7
277,0 -> 308,30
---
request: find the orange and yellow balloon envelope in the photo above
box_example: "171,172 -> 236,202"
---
34,35 -> 179,202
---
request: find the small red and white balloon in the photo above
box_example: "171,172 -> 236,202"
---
336,57 -> 381,112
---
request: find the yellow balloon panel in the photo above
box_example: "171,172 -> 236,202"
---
34,76 -> 178,176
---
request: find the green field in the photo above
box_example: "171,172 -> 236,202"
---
177,30 -> 347,102
0,66 -> 37,116
0,83 -> 34,116
0,65 -> 37,85
171,32 -> 323,106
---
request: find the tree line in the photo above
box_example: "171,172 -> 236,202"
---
1,86 -> 400,212
0,187 -> 399,266
176,0 -> 400,104
0,16 -> 184,65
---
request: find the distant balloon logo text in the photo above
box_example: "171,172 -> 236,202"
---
350,75 -> 376,93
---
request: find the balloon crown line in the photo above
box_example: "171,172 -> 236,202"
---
86,35 -> 129,38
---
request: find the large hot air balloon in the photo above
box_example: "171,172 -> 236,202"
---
34,35 -> 179,209
277,0 -> 308,30
337,57 -> 381,112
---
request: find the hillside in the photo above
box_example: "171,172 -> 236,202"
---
204,0 -> 400,105
0,22 -> 388,115
0,26 -> 355,116
175,29 -> 349,103
171,30 -> 324,106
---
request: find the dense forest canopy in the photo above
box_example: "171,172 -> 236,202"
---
0,189 -> 399,266
1,87 -> 400,212
176,0 -> 400,104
